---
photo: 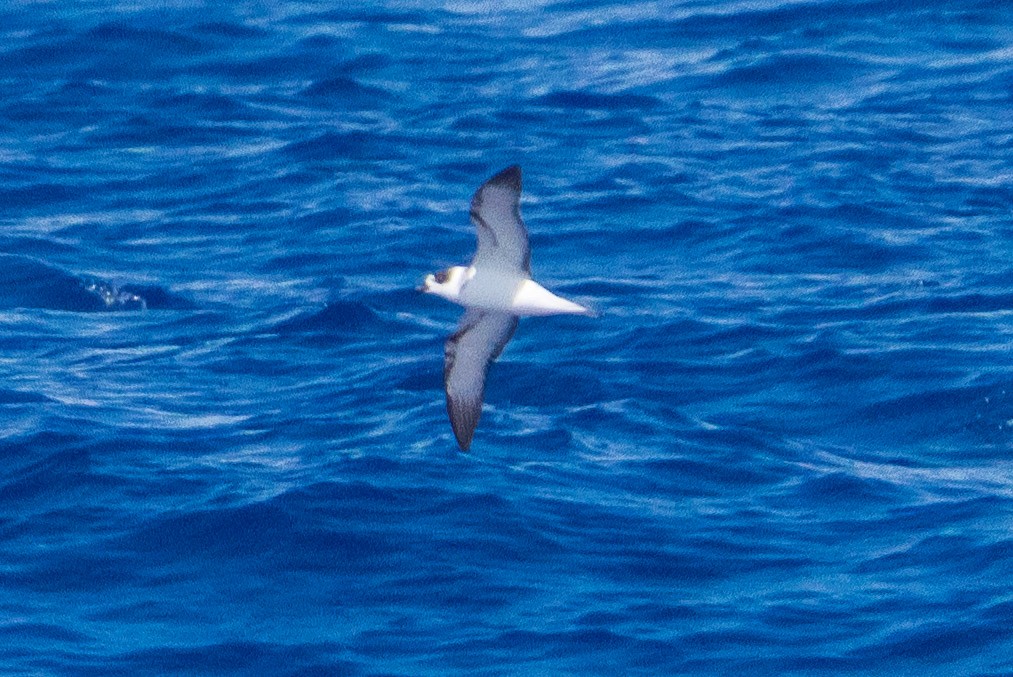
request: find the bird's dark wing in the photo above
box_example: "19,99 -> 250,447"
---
443,309 -> 518,451
469,165 -> 531,275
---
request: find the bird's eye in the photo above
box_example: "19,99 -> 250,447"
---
434,271 -> 449,284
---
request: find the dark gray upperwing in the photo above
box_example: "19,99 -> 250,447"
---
443,309 -> 518,451
469,165 -> 531,274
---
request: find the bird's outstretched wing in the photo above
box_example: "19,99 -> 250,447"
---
444,309 -> 518,451
469,165 -> 531,274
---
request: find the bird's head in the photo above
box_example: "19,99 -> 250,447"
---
419,265 -> 468,301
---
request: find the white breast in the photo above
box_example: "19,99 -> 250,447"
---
460,268 -> 590,316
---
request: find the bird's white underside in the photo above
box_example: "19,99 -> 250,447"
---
428,265 -> 591,316
422,165 -> 592,450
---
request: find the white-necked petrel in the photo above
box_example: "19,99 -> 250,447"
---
421,165 -> 593,451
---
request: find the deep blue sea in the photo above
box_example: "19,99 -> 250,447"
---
2,1 -> 1012,674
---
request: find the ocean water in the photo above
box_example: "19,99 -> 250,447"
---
1,0 -> 1012,674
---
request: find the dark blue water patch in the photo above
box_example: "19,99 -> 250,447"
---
81,113 -> 255,148
482,426 -> 575,454
728,653 -> 860,674
493,362 -> 607,406
139,90 -> 269,123
686,0 -> 941,40
271,480 -> 566,573
962,180 -> 1013,212
856,381 -> 1013,446
616,358 -> 752,407
449,112 -> 498,133
617,454 -> 779,499
531,90 -> 663,112
571,172 -> 648,195
6,551 -> 139,593
771,292 -> 959,325
0,235 -> 80,260
116,498 -> 400,577
683,321 -> 787,352
205,352 -> 309,379
54,27 -> 208,82
0,430 -> 88,462
430,490 -> 564,547
856,534 -> 1013,577
0,255 -> 181,311
609,540 -> 814,587
743,222 -> 926,273
559,278 -> 658,298
301,76 -> 392,105
0,183 -> 83,209
712,53 -> 874,91
46,78 -> 119,106
271,300 -> 385,338
564,191 -> 657,214
376,569 -> 533,617
0,620 -> 91,645
811,143 -> 903,173
264,249 -> 346,275
780,342 -> 893,386
329,52 -> 394,75
621,319 -> 729,353
283,131 -> 401,163
775,203 -> 927,233
550,0 -> 910,50
848,619 -> 1011,665
0,389 -> 52,405
396,363 -> 440,394
0,31 -> 87,72
0,447 -> 115,507
679,422 -> 792,462
192,21 -> 270,40
85,21 -> 205,55
924,291 -> 1013,315
261,479 -> 443,527
877,495 -> 1008,534
117,285 -> 194,310
791,471 -> 906,508
756,598 -> 870,636
566,400 -> 694,441
199,199 -> 294,218
294,7 -> 436,26
981,599 -> 1013,626
206,52 -> 321,81
453,627 -> 679,673
101,641 -> 362,677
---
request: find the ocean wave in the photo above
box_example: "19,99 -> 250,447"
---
0,255 -> 189,312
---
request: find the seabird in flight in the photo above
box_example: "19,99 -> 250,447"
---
420,165 -> 593,450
